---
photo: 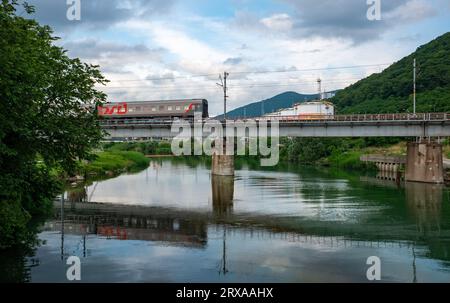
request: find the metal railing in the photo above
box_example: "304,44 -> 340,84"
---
99,112 -> 450,127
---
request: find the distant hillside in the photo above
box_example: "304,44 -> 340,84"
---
332,32 -> 450,114
216,91 -> 333,119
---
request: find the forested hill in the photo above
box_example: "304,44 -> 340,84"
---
332,32 -> 450,114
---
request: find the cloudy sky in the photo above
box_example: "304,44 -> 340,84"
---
24,0 -> 450,116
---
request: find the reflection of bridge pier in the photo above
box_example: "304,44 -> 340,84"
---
211,174 -> 234,275
211,175 -> 234,217
405,182 -> 443,235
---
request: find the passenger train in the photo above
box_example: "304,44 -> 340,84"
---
96,99 -> 448,125
97,99 -> 209,121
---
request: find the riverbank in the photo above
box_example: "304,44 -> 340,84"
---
99,139 -> 450,174
80,150 -> 150,178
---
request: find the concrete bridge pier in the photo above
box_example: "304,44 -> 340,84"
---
405,141 -> 444,184
211,140 -> 234,176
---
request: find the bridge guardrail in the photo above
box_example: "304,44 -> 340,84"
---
99,112 -> 450,126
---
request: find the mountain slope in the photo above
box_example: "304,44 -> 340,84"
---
332,32 -> 450,114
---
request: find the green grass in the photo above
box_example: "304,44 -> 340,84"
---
102,141 -> 173,155
326,150 -> 376,171
82,151 -> 150,176
444,145 -> 450,159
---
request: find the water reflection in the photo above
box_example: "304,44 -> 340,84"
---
50,206 -> 209,254
3,158 -> 450,282
54,161 -> 450,281
405,182 -> 443,235
212,175 -> 234,218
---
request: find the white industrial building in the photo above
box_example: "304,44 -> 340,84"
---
264,100 -> 335,118
294,101 -> 334,116
264,79 -> 335,119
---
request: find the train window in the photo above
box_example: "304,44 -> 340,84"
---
151,107 -> 156,111
159,105 -> 164,110
176,106 -> 181,111
168,106 -> 173,111
184,105 -> 189,110
136,107 -> 141,111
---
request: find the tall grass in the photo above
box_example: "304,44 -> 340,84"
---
83,151 -> 150,175
327,150 -> 377,171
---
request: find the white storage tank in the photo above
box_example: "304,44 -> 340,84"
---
264,107 -> 295,117
294,101 -> 334,119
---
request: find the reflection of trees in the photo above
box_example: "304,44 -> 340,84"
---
0,247 -> 33,282
0,218 -> 46,282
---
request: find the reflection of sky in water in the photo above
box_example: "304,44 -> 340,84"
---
85,160 -> 389,222
17,159 -> 450,282
28,227 -> 450,283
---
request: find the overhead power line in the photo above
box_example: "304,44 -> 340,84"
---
98,77 -> 364,89
103,79 -> 360,95
229,63 -> 391,75
103,63 -> 391,83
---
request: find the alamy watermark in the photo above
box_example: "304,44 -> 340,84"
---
366,256 -> 381,281
171,113 -> 280,166
66,0 -> 81,21
66,256 -> 81,281
367,0 -> 382,21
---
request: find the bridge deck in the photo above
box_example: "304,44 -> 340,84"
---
100,112 -> 450,139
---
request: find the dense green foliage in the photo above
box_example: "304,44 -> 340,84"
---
82,151 -> 150,176
0,1 -> 107,249
332,32 -> 450,113
278,137 -> 398,170
102,141 -> 173,155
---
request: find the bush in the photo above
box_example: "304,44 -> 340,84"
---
0,200 -> 30,249
327,151 -> 370,170
102,141 -> 171,155
82,151 -> 150,175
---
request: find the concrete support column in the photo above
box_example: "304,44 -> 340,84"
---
211,141 -> 234,176
405,141 -> 444,184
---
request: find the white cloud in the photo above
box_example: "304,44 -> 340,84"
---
34,1 -> 448,116
260,14 -> 293,31
385,0 -> 437,22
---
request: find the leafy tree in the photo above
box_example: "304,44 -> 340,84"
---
332,32 -> 450,114
0,1 -> 108,249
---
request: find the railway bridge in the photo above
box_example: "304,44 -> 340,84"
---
102,112 -> 450,139
101,112 -> 450,183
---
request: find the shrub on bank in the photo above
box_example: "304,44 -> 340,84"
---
82,151 -> 150,176
102,141 -> 172,155
326,151 -> 376,171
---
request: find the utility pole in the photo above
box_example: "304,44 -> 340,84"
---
413,58 -> 416,114
217,72 -> 229,120
317,78 -> 322,100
